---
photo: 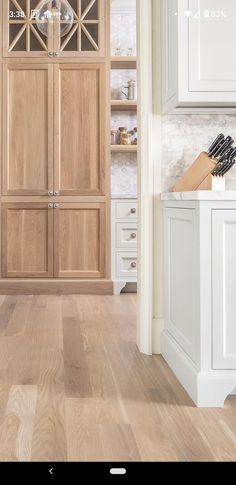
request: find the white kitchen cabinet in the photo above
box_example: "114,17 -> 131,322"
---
212,210 -> 236,370
162,192 -> 236,407
162,0 -> 236,112
111,199 -> 138,295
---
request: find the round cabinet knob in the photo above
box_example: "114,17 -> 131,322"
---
48,52 -> 54,57
54,52 -> 59,57
48,191 -> 53,197
131,262 -> 137,269
54,204 -> 60,209
131,233 -> 137,239
48,203 -> 54,209
54,191 -> 59,196
131,208 -> 136,214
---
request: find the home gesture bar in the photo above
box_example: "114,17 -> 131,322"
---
162,192 -> 236,407
0,1 -> 112,295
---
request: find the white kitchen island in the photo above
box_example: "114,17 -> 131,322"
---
162,192 -> 236,407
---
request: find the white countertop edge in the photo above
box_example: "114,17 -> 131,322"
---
111,195 -> 138,200
161,191 -> 236,201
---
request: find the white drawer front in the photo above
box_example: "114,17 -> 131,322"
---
116,253 -> 137,279
115,201 -> 138,220
116,223 -> 137,249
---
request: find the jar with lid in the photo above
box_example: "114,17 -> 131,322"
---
118,127 -> 128,145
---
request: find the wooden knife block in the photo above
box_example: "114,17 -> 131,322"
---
173,152 -> 218,192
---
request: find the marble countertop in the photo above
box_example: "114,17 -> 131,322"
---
161,191 -> 236,201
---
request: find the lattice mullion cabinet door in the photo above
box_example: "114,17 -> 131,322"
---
3,0 -> 106,58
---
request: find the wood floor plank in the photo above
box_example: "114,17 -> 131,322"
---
0,385 -> 37,462
31,349 -> 67,462
0,297 -> 17,334
63,296 -> 92,398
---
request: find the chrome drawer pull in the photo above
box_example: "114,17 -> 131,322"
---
131,233 -> 137,239
131,262 -> 137,269
131,208 -> 136,214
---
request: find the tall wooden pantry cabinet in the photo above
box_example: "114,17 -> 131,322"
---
0,0 -> 112,294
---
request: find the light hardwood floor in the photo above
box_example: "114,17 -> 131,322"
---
0,294 -> 236,462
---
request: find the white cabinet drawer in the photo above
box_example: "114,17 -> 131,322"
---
116,223 -> 137,249
115,201 -> 137,220
116,252 -> 137,279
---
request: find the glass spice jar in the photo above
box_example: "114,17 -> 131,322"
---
111,129 -> 117,145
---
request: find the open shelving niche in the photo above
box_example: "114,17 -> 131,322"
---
110,56 -> 137,156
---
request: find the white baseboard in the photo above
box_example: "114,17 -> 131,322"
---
162,330 -> 236,408
152,318 -> 164,354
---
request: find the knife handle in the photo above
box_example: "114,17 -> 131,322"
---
207,133 -> 225,157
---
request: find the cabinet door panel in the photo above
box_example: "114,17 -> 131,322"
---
54,64 -> 106,196
2,204 -> 53,278
54,203 -> 106,278
3,64 -> 53,195
188,0 -> 236,92
212,210 -> 236,370
164,208 -> 198,364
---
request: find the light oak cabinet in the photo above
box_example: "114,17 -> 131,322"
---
0,2 -> 110,293
3,64 -> 54,195
2,203 -> 54,278
2,203 -> 106,279
54,203 -> 106,278
3,63 -> 106,196
54,64 -> 106,195
162,0 -> 236,112
3,0 -> 106,58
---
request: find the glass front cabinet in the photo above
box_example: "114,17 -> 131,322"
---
3,0 -> 106,57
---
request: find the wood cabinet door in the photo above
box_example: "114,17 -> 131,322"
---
2,203 -> 54,278
3,64 -> 53,195
3,0 -> 106,58
54,64 -> 106,196
54,203 -> 106,278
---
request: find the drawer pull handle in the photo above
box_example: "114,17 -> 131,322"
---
48,51 -> 54,57
131,233 -> 137,239
131,262 -> 137,269
48,191 -> 53,197
48,203 -> 54,209
54,204 -> 60,209
54,191 -> 59,196
131,208 -> 136,214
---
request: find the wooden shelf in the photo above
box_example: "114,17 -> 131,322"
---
111,100 -> 137,111
111,57 -> 137,70
111,145 -> 137,153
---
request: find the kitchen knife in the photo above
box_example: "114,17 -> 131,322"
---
220,159 -> 236,177
207,133 -> 225,157
214,147 -> 236,177
219,149 -> 236,176
213,136 -> 234,159
215,147 -> 235,176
